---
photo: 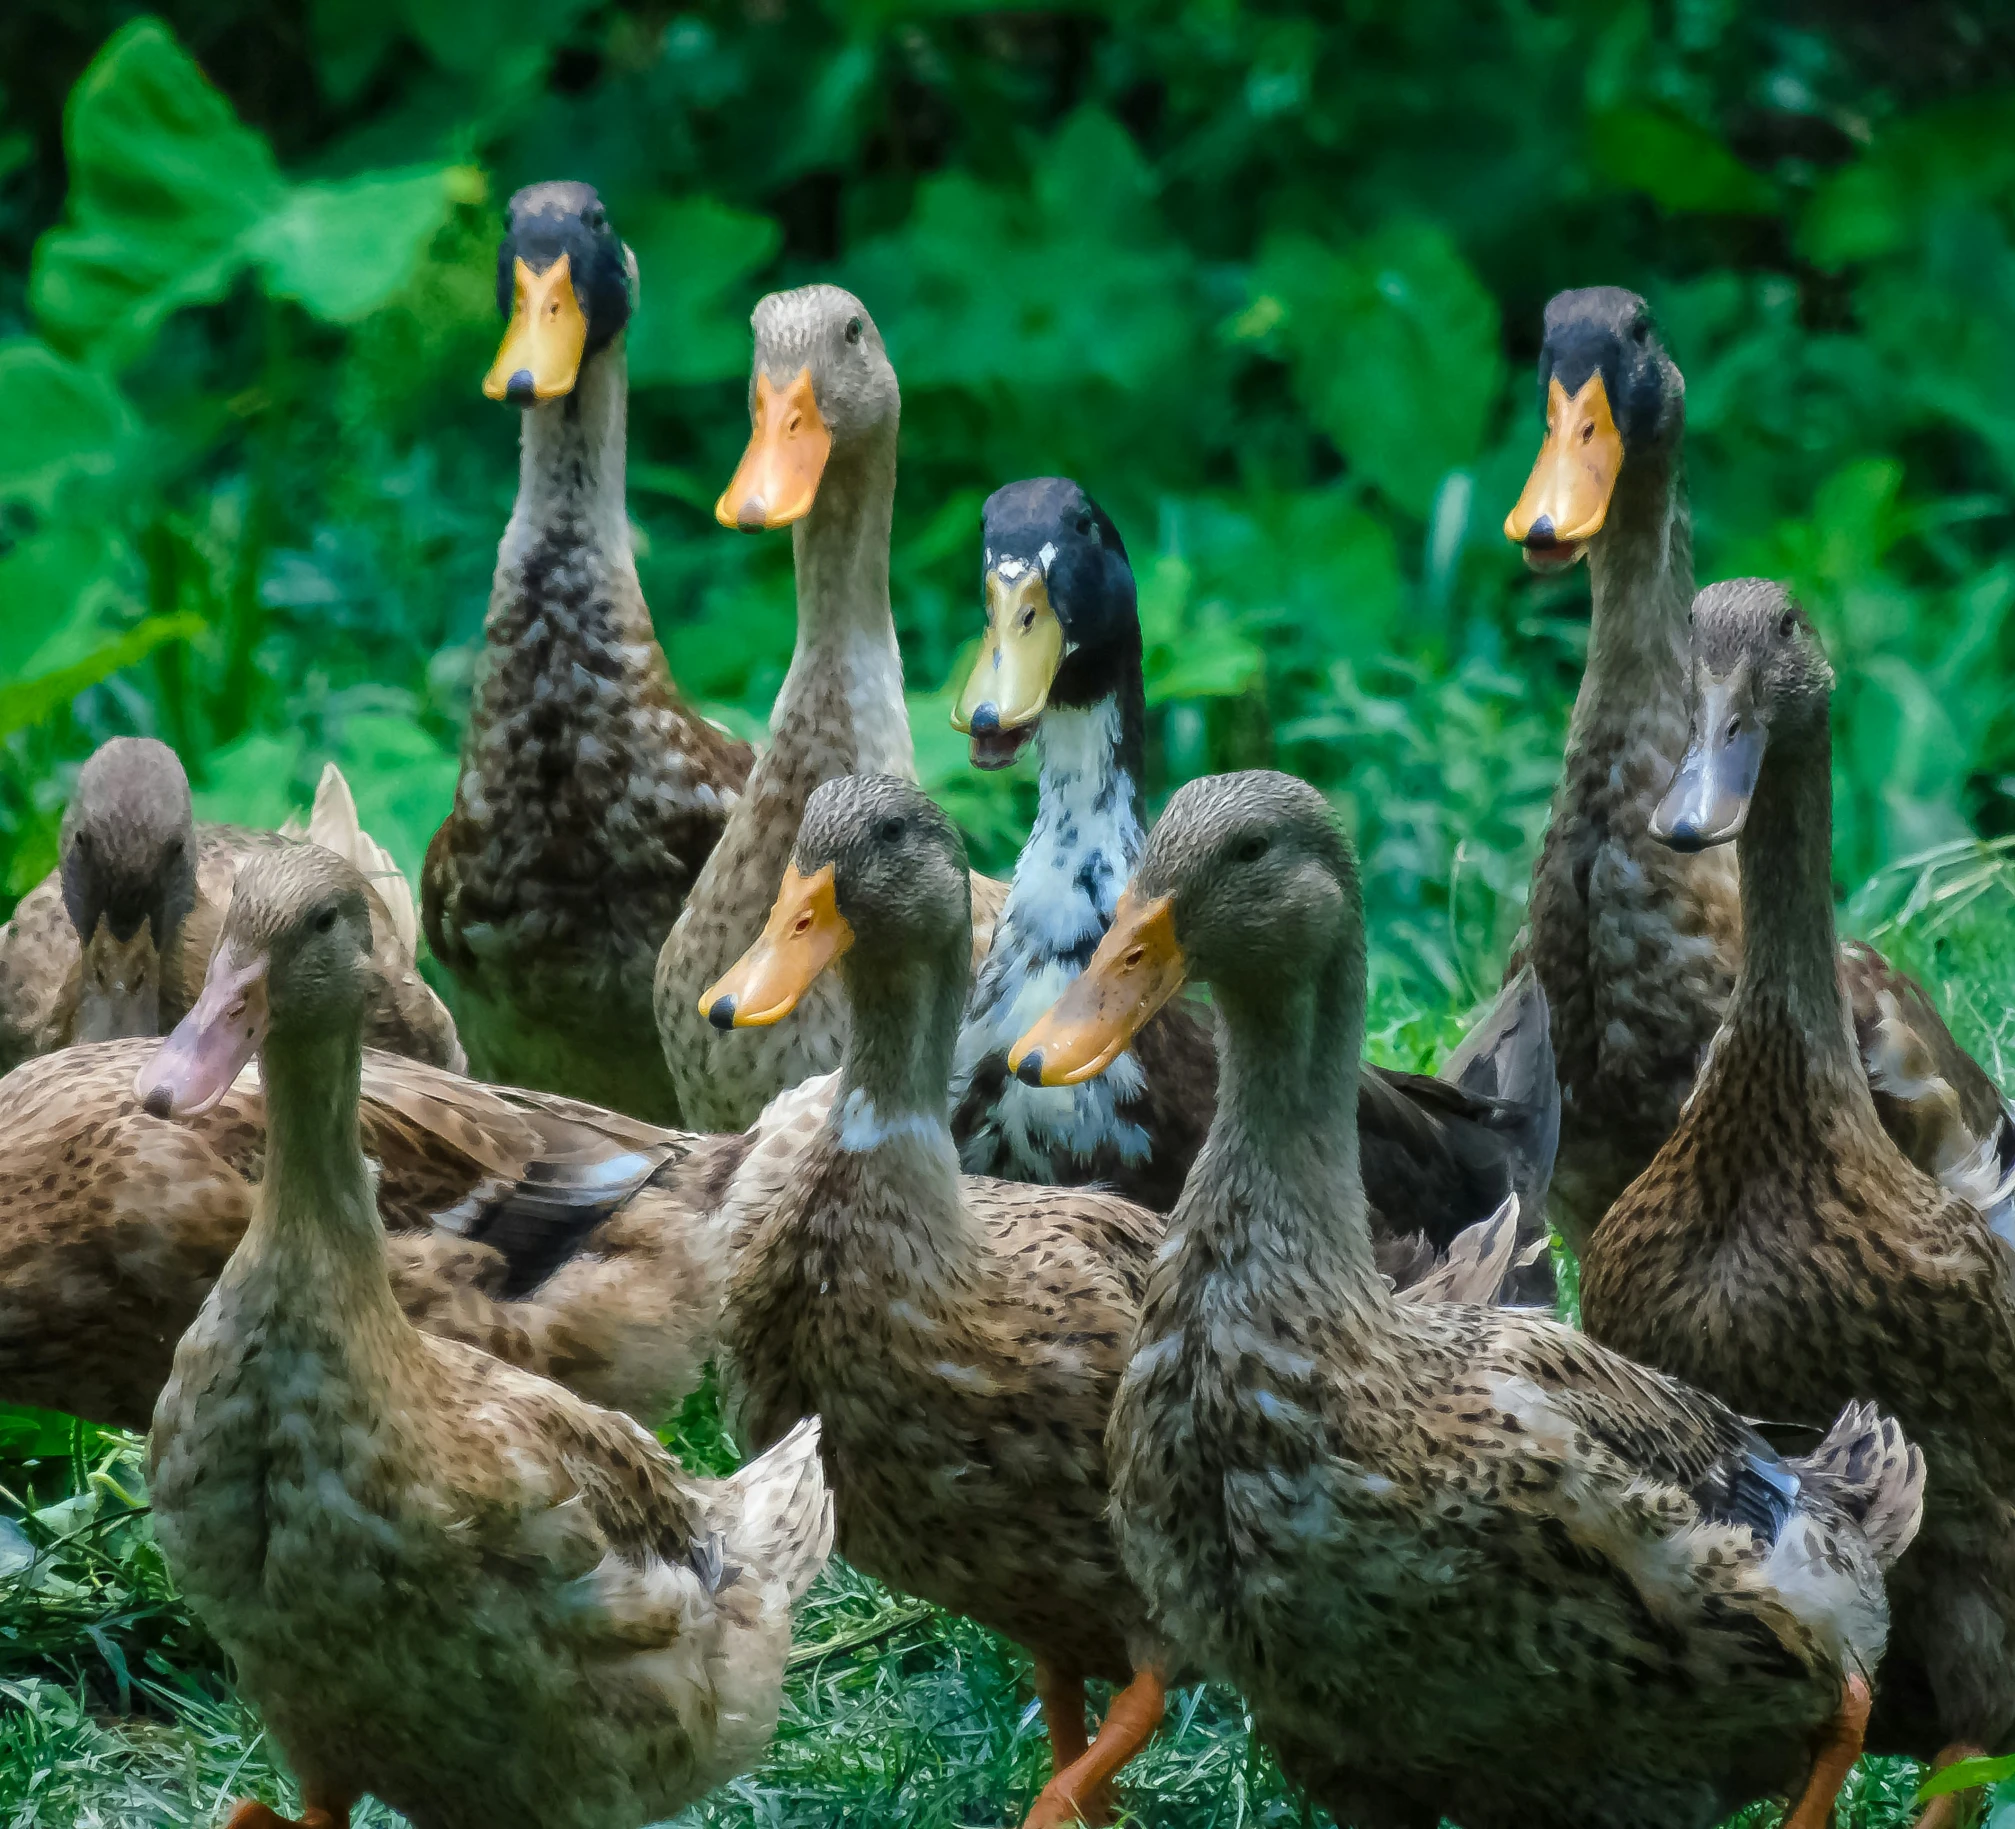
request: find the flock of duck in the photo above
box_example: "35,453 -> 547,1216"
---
2,177 -> 2014,1829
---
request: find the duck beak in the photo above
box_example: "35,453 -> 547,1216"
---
1009,890 -> 1186,1087
1504,373 -> 1623,572
716,368 -> 831,532
701,862 -> 853,1030
484,255 -> 589,405
74,916 -> 162,1044
952,567 -> 1066,769
133,943 -> 269,1118
1650,677 -> 1764,852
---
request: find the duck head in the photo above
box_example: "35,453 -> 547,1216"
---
716,285 -> 898,533
135,846 -> 377,1117
59,738 -> 198,1040
952,478 -> 1137,770
484,181 -> 634,407
1011,770 -> 1355,1086
1504,287 -> 1682,574
699,774 -> 967,1031
1651,579 -> 1833,853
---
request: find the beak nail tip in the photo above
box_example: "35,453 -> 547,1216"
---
1014,1051 -> 1044,1088
506,370 -> 536,406
140,1085 -> 171,1119
707,995 -> 737,1032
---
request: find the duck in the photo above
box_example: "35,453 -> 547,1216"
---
1010,767 -> 1926,1829
137,842 -> 831,1829
652,286 -> 1006,1134
952,477 -> 1557,1281
424,181 -> 753,1124
0,738 -> 460,1074
1503,286 -> 2013,1245
1583,580 -> 2015,1821
0,1030 -> 742,1434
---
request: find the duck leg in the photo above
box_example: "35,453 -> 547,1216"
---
224,1787 -> 353,1829
1912,1742 -> 1990,1829
1033,1657 -> 1090,1776
1022,1666 -> 1166,1829
1782,1673 -> 1870,1829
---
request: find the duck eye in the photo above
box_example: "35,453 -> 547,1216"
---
1236,835 -> 1269,863
1778,610 -> 1798,640
314,905 -> 340,934
1075,513 -> 1094,537
846,316 -> 864,345
1632,318 -> 1650,344
1725,715 -> 1743,742
586,206 -> 605,229
878,816 -> 904,843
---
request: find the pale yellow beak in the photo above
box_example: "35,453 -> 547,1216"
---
1503,373 -> 1624,568
1008,890 -> 1186,1086
701,862 -> 854,1029
716,368 -> 832,532
484,254 -> 589,403
951,567 -> 1067,767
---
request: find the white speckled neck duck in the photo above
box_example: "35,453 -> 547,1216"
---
0,737 -> 458,1072
1586,580 -> 2015,1820
655,287 -> 1003,1132
140,842 -> 830,1829
1015,769 -> 1925,1829
1504,286 -> 2012,1245
956,479 -> 1557,1280
425,182 -> 752,1124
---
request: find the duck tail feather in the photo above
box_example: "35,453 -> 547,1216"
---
719,1416 -> 834,1605
1441,965 -> 1560,1220
1793,1400 -> 1927,1571
1398,1194 -> 1521,1307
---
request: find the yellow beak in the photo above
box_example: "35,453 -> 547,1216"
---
716,368 -> 832,532
1503,373 -> 1624,565
700,862 -> 854,1029
484,254 -> 589,403
1008,890 -> 1187,1086
952,567 -> 1067,767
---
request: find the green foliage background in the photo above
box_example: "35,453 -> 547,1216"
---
5,2 -> 2015,1824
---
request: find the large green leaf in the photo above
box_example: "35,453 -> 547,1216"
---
251,165 -> 480,324
1588,105 -> 1779,216
624,198 -> 782,389
1256,222 -> 1504,518
0,341 -> 135,514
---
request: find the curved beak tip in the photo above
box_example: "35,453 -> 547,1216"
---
140,1084 -> 172,1119
1527,514 -> 1555,542
706,994 -> 738,1031
969,702 -> 1000,735
735,498 -> 768,533
505,370 -> 536,406
1014,1050 -> 1044,1088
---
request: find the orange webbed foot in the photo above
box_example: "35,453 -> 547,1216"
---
223,1797 -> 349,1829
1018,1666 -> 1165,1829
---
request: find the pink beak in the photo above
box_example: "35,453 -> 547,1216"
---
134,944 -> 269,1118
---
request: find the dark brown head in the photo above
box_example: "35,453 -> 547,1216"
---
701,774 -> 969,1032
484,180 -> 634,407
1652,578 -> 1834,853
1012,770 -> 1359,1086
134,845 -> 377,1117
1504,287 -> 1684,573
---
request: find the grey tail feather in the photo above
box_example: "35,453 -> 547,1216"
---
1442,965 -> 1560,1220
721,1415 -> 834,1605
1792,1400 -> 1926,1571
1400,1194 -> 1521,1307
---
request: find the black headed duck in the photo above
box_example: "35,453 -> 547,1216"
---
424,181 -> 753,1123
1015,768 -> 1925,1829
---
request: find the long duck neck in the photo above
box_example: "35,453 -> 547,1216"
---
1719,721 -> 1871,1108
1193,930 -> 1392,1318
773,427 -> 911,778
1573,443 -> 1694,753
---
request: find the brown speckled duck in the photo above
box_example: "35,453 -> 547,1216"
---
700,773 -> 1172,1828
1504,287 -> 2011,1245
0,1032 -> 739,1434
653,287 -> 1006,1135
954,478 -> 1557,1288
1014,769 -> 1926,1829
424,182 -> 753,1123
1584,580 -> 2015,1820
0,738 -> 459,1074
139,843 -> 831,1829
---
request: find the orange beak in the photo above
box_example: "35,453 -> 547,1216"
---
716,368 -> 832,532
700,862 -> 854,1029
1503,373 -> 1624,571
1008,890 -> 1187,1087
484,255 -> 589,403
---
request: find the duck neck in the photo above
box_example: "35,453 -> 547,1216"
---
1574,443 -> 1693,751
773,426 -> 912,777
508,337 -> 635,580
835,930 -> 968,1147
1724,721 -> 1866,1098
1197,936 -> 1391,1314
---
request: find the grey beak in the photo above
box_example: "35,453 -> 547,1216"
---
1650,678 -> 1765,853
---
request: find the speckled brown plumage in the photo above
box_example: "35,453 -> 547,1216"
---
712,777 -> 1173,1826
1584,582 -> 2015,1761
1511,290 -> 2011,1246
1094,771 -> 1924,1829
425,188 -> 752,1124
145,841 -> 831,1829
0,742 -> 459,1074
0,1037 -> 741,1433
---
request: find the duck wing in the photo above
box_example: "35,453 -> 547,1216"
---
0,875 -> 80,1070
